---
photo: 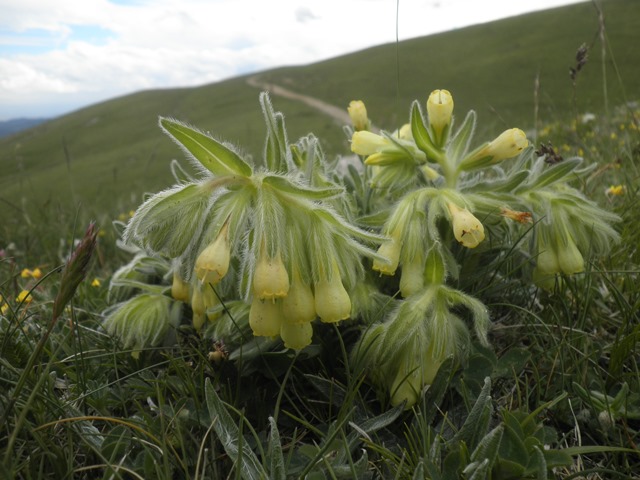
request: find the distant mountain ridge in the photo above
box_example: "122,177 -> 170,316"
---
0,0 -> 638,224
0,117 -> 49,138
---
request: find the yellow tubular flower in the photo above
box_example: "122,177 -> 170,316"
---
557,237 -> 584,275
447,203 -> 485,248
280,322 -> 313,350
348,100 -> 370,131
281,270 -> 316,325
171,270 -> 191,302
249,296 -> 282,337
461,128 -> 528,170
350,131 -> 391,156
195,223 -> 230,285
314,263 -> 351,323
427,89 -> 454,132
253,250 -> 290,300
372,235 -> 402,276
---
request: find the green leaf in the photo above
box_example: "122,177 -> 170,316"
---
422,356 -> 455,425
204,379 -> 267,480
267,417 -> 286,480
499,421 -> 530,468
160,117 -> 252,177
125,183 -> 210,257
470,424 -> 504,467
410,101 -> 441,162
412,459 -> 425,480
521,157 -> 582,191
494,348 -> 531,379
453,377 -> 493,450
447,110 -> 476,162
263,174 -> 344,200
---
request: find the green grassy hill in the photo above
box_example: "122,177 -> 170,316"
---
1,0 -> 638,229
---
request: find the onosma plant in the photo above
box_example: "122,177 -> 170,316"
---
104,90 -> 618,408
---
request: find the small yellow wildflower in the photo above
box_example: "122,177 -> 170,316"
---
347,100 -> 370,131
91,278 -> 101,287
31,268 -> 43,279
610,132 -> 617,140
16,290 -> 33,303
605,185 -> 624,196
1,303 -> 8,315
20,268 -> 32,278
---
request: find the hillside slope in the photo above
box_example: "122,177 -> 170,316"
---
0,0 -> 637,227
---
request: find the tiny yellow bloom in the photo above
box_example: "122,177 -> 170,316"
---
610,132 -> 617,140
20,268 -> 32,278
1,303 -> 8,315
31,268 -> 43,279
447,203 -> 485,248
347,100 -> 370,131
91,278 -> 101,287
605,185 -> 624,196
16,290 -> 33,303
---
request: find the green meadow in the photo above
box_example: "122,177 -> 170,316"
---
1,0 -> 639,478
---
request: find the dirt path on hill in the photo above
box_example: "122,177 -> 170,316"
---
247,75 -> 352,126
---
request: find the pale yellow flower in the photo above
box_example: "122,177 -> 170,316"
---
372,234 -> 402,276
447,203 -> 485,248
347,100 -> 370,131
426,89 -> 454,132
91,278 -> 101,287
16,290 -> 33,303
195,223 -> 231,285
605,185 -> 624,196
253,250 -> 289,300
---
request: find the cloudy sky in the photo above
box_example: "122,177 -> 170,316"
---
0,0 -> 586,120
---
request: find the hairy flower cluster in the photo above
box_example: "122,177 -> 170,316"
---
103,88 -> 619,408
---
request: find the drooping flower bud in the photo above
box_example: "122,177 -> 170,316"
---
348,100 -> 370,131
281,269 -> 316,325
390,347 -> 442,408
253,250 -> 290,300
557,236 -> 584,275
195,223 -> 230,285
171,270 -> 190,302
447,203 -> 485,248
427,89 -> 454,135
314,263 -> 351,323
280,322 -> 313,350
249,296 -> 282,337
372,234 -> 402,276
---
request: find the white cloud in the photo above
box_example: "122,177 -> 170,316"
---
0,0 -> 586,119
